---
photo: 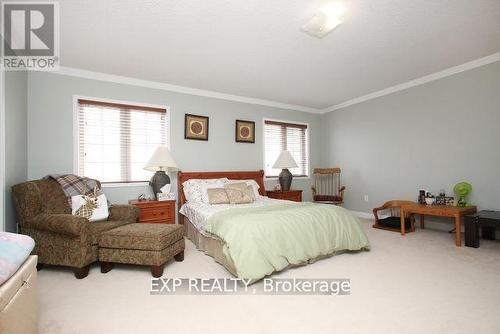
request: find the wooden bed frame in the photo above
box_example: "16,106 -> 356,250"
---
177,170 -> 266,224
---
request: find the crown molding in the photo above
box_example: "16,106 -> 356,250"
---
53,52 -> 500,115
55,66 -> 320,114
321,52 -> 500,113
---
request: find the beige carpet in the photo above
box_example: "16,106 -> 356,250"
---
38,219 -> 500,334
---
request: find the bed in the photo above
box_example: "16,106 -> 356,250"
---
177,170 -> 370,282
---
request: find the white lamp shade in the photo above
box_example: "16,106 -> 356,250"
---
144,146 -> 179,172
272,150 -> 298,169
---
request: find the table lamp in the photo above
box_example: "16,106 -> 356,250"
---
272,150 -> 298,191
144,146 -> 178,200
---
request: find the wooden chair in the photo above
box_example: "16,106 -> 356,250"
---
372,200 -> 417,233
311,168 -> 345,205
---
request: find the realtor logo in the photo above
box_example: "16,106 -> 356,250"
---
1,2 -> 59,70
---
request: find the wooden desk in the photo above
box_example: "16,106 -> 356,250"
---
400,204 -> 477,247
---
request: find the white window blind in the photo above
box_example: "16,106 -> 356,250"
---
264,120 -> 309,177
77,99 -> 167,183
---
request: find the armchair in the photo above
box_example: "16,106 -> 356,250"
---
12,179 -> 139,279
311,168 -> 345,205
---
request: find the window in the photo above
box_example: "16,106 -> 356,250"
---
264,120 -> 309,177
77,99 -> 168,183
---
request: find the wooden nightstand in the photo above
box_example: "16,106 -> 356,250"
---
266,190 -> 302,202
128,199 -> 176,224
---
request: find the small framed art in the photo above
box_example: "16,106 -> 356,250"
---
235,120 -> 255,143
185,114 -> 209,141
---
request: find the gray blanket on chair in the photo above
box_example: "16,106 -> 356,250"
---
44,174 -> 103,206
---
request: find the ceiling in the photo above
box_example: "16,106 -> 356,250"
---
56,0 -> 500,111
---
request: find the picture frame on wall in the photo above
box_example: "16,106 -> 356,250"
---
184,114 -> 209,141
235,120 -> 255,143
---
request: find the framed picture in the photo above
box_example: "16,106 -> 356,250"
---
184,114 -> 209,141
235,120 -> 255,143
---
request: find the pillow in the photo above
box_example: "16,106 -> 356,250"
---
224,182 -> 254,204
227,179 -> 260,198
207,188 -> 230,204
72,193 -> 109,222
183,178 -> 228,203
200,179 -> 229,203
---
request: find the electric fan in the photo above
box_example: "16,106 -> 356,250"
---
453,182 -> 472,207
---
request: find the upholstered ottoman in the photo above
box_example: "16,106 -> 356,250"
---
98,223 -> 185,277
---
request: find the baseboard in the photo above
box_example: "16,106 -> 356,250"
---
350,211 -> 373,219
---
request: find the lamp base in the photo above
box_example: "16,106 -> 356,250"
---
278,168 -> 293,191
150,171 -> 170,200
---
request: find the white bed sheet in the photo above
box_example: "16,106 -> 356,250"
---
179,196 -> 291,234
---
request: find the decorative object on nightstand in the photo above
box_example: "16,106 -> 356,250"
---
157,192 -> 175,201
272,150 -> 298,191
266,189 -> 302,202
144,146 -> 178,200
129,199 -> 176,224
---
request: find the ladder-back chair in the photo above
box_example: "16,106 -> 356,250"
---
372,200 -> 417,233
311,168 -> 345,205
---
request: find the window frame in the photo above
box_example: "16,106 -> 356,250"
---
262,118 -> 310,179
73,95 -> 171,187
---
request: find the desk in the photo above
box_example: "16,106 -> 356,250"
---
400,204 -> 477,247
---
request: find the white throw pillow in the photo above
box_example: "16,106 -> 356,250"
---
71,194 -> 109,222
227,179 -> 260,198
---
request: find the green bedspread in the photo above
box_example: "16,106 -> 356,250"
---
204,202 -> 370,281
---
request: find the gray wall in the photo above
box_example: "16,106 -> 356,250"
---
27,72 -> 321,203
321,61 -> 500,214
18,61 -> 500,224
5,72 -> 28,232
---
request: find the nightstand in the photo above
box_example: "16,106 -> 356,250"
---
266,190 -> 302,202
128,199 -> 176,224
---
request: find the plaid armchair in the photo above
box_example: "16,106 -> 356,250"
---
11,179 -> 139,279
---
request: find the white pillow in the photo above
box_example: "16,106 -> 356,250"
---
227,179 -> 260,198
71,194 -> 109,222
183,178 -> 229,203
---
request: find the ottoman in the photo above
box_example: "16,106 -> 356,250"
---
98,223 -> 185,277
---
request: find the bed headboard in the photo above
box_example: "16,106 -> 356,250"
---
177,170 -> 265,223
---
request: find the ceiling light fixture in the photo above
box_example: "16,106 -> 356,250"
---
301,2 -> 347,39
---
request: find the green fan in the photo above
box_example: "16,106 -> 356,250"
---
453,182 -> 472,207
